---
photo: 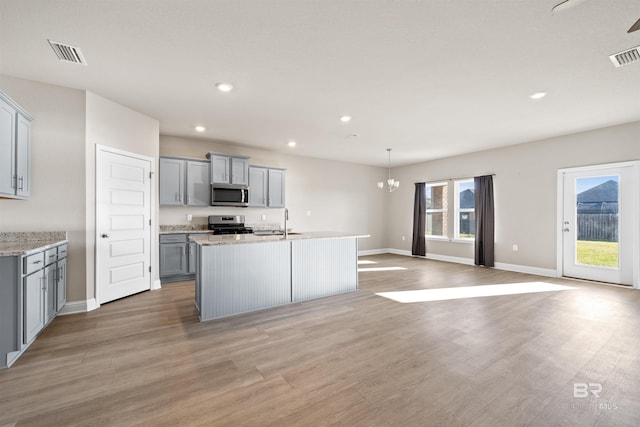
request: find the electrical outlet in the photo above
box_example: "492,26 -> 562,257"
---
402,236 -> 406,241
187,214 -> 192,222
512,244 -> 518,251
261,214 -> 267,221
306,211 -> 311,216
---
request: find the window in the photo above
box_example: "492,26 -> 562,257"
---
454,179 -> 475,240
425,182 -> 448,238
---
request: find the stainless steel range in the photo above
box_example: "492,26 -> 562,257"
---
207,215 -> 253,235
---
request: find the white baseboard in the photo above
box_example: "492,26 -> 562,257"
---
151,279 -> 162,290
358,248 -> 389,256
57,298 -> 99,315
494,262 -> 557,278
361,248 -> 558,278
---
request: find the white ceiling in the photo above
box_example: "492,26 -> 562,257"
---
1,0 -> 639,167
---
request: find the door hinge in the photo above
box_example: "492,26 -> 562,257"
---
149,171 -> 154,179
149,219 -> 152,226
149,266 -> 152,273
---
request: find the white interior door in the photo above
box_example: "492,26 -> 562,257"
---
561,164 -> 636,285
97,149 -> 152,304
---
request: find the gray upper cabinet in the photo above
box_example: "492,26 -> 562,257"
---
207,152 -> 249,186
249,166 -> 285,208
185,161 -> 210,206
268,169 -> 285,208
231,157 -> 249,186
248,167 -> 268,207
159,157 -> 210,206
0,91 -> 32,199
209,154 -> 229,184
159,157 -> 185,205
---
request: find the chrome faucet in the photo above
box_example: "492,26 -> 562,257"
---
284,208 -> 289,239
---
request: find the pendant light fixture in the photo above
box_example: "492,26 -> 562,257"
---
377,148 -> 400,192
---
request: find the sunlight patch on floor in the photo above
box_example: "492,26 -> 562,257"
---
358,260 -> 378,265
376,282 -> 576,303
358,266 -> 408,272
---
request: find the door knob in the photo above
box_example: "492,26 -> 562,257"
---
101,234 -> 110,238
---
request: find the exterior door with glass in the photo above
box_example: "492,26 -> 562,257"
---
561,164 -> 636,285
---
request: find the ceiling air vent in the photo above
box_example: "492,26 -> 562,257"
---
48,39 -> 87,65
609,46 -> 640,68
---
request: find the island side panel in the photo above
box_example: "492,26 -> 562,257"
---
291,237 -> 358,302
198,241 -> 291,321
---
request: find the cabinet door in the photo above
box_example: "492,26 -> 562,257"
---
210,155 -> 230,184
268,169 -> 286,208
45,264 -> 56,323
15,114 -> 31,198
231,158 -> 249,186
0,98 -> 16,197
23,271 -> 44,345
160,243 -> 188,277
186,161 -> 210,206
248,167 -> 267,207
187,242 -> 197,274
159,158 -> 185,205
56,257 -> 67,312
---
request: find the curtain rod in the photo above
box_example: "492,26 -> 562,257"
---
414,173 -> 495,185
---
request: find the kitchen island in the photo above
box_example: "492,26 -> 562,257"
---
190,232 -> 367,321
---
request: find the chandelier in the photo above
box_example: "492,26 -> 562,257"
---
377,148 -> 400,192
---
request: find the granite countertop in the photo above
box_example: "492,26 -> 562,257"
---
159,225 -> 213,234
190,231 -> 369,246
0,232 -> 68,256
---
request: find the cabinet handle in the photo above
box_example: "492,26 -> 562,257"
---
12,175 -> 17,189
18,176 -> 24,191
33,260 -> 42,264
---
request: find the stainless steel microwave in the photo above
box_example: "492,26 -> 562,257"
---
211,185 -> 249,207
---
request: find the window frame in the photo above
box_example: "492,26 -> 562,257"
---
453,178 -> 475,242
425,181 -> 449,240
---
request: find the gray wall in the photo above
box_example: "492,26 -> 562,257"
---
0,75 -> 159,303
86,92 -> 160,299
0,75 -> 87,301
160,135 -> 389,251
388,120 -> 640,270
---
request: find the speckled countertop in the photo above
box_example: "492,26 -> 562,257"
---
0,232 -> 68,256
159,225 -> 213,234
190,231 -> 369,246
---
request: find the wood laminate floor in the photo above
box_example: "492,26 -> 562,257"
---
1,255 -> 639,426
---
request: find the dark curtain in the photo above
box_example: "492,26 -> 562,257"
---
474,175 -> 494,267
412,183 -> 426,256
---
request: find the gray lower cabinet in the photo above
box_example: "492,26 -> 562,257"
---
0,90 -> 32,199
159,157 -> 210,206
23,269 -> 45,345
1,242 -> 67,369
248,166 -> 285,208
160,234 -> 204,283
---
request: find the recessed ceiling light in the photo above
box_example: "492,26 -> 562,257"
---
340,115 -> 352,123
216,82 -> 234,92
195,126 -> 206,132
288,140 -> 297,148
529,92 -> 547,100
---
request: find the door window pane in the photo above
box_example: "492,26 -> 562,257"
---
575,175 -> 619,268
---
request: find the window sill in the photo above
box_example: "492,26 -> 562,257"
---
452,238 -> 474,244
426,236 -> 449,241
